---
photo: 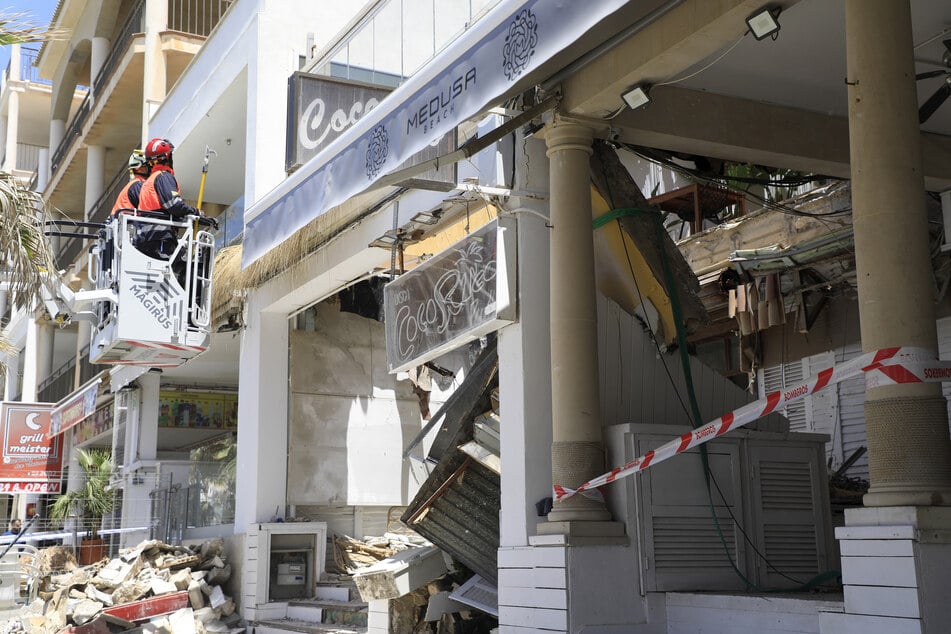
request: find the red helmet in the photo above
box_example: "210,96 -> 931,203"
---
144,137 -> 174,162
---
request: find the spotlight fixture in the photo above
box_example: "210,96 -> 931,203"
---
411,209 -> 443,225
621,84 -> 652,111
746,6 -> 781,41
369,230 -> 401,249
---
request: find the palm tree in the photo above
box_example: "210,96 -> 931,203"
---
49,448 -> 116,541
0,11 -> 65,361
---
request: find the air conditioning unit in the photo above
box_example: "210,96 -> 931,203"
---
605,424 -> 834,592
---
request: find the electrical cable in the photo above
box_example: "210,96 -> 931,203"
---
600,205 -> 840,592
656,35 -> 746,87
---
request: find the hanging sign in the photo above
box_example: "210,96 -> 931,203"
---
286,74 -> 455,182
243,0 -> 679,267
384,220 -> 515,373
0,402 -> 63,493
49,377 -> 102,438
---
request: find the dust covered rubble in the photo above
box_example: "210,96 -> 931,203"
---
0,539 -> 243,634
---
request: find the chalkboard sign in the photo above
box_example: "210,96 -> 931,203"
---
384,220 -> 515,373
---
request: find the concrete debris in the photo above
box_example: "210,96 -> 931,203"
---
0,539 -> 244,634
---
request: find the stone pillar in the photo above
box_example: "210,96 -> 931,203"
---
85,145 -> 105,220
498,132 -> 553,546
845,0 -> 951,506
542,121 -> 612,527
234,305 -> 289,528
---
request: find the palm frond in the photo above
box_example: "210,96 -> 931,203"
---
0,11 -> 67,45
0,172 -> 58,303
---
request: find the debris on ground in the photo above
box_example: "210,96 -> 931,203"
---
0,539 -> 244,634
330,533 -> 497,633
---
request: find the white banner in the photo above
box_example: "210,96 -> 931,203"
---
242,0 -> 680,268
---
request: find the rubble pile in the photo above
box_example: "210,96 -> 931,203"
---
1,539 -> 243,634
329,531 -> 430,573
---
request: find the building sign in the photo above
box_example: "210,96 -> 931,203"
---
384,220 -> 515,373
286,73 -> 455,183
73,403 -> 115,445
245,0 -> 678,267
49,378 -> 101,437
159,392 -> 238,430
0,402 -> 63,493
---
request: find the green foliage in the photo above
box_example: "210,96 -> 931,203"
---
50,448 -> 116,540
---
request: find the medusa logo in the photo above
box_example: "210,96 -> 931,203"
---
502,9 -> 538,81
366,125 -> 389,179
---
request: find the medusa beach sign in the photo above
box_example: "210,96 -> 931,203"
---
384,220 -> 516,373
0,402 -> 63,493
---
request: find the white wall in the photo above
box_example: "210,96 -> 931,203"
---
287,300 -> 457,507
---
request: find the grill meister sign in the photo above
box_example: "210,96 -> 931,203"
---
0,402 -> 63,493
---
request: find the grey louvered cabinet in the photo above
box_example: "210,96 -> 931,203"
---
605,424 -> 834,593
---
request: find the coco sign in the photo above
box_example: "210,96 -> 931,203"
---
0,402 -> 63,493
286,72 -> 454,182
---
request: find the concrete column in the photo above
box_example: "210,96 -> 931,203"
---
85,144 -> 105,219
8,44 -> 20,82
234,305 -> 289,528
845,0 -> 951,506
90,37 -> 110,86
5,91 -> 19,172
543,122 -> 612,526
74,284 -> 91,390
37,148 -> 50,193
135,370 -> 160,462
49,119 -> 65,176
0,116 -> 8,172
4,352 -> 20,401
142,0 -> 169,140
498,133 -> 553,546
21,318 -> 54,402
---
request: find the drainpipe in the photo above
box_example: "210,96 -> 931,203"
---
845,0 -> 951,506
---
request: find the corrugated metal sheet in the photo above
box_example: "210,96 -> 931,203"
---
403,456 -> 500,583
402,343 -> 500,584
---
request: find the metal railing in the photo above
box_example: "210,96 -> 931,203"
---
37,344 -> 98,404
151,462 -> 235,543
13,143 -> 44,173
168,0 -> 232,37
2,46 -> 49,85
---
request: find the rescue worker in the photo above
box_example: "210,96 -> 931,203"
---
110,149 -> 150,218
135,137 -> 205,260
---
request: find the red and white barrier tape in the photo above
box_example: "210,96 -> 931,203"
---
553,346 -> 951,502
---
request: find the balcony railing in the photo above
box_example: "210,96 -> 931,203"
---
2,46 -> 49,85
13,143 -> 44,173
169,0 -> 232,37
37,344 -> 98,404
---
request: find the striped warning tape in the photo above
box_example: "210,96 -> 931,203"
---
553,346 -> 951,502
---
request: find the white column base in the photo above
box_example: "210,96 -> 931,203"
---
820,506 -> 951,634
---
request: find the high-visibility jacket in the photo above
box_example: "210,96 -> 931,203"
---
138,164 -> 197,218
110,176 -> 145,217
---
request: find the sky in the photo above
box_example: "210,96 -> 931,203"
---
0,0 -> 60,75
